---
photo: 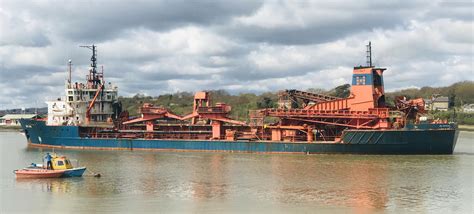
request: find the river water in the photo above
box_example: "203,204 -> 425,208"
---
0,131 -> 473,213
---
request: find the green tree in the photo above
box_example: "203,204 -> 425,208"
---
330,84 -> 351,98
257,96 -> 275,108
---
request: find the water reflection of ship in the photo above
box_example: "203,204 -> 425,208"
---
270,156 -> 389,212
138,154 -> 161,195
345,160 -> 389,213
191,154 -> 228,200
125,153 -> 229,200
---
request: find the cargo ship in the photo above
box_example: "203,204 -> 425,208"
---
19,43 -> 459,154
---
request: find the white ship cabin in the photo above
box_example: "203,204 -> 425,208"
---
47,81 -> 118,126
47,45 -> 119,126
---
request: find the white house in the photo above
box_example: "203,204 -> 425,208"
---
0,114 -> 40,126
463,104 -> 474,113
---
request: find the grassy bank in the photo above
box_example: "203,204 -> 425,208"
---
430,111 -> 474,125
0,126 -> 22,132
458,125 -> 474,132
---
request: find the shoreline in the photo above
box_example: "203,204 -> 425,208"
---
458,125 -> 474,132
0,126 -> 22,131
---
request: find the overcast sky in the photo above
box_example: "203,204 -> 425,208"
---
0,0 -> 472,109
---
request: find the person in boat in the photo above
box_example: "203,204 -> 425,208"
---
44,153 -> 53,170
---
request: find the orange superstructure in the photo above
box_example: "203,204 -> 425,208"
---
303,66 -> 386,112
255,43 -> 396,141
118,42 -> 428,143
348,66 -> 386,111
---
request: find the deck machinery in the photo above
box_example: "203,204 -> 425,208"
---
256,65 -> 392,142
120,44 -> 423,143
121,92 -> 249,140
121,66 -> 406,143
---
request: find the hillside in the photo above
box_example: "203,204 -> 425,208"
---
385,81 -> 474,107
1,82 -> 472,124
0,107 -> 47,117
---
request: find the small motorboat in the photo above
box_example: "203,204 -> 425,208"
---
14,169 -> 65,179
50,155 -> 87,177
27,154 -> 88,177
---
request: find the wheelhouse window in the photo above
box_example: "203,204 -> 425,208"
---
356,76 -> 366,85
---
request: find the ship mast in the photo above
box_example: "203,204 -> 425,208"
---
79,44 -> 105,124
80,44 -> 101,87
366,41 -> 372,67
68,59 -> 72,87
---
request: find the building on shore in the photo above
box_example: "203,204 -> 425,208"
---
0,114 -> 41,126
463,104 -> 474,113
425,96 -> 449,111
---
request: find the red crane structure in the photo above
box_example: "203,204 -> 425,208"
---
251,43 -> 392,142
122,91 -> 246,139
85,84 -> 104,124
119,42 -> 425,143
253,65 -> 391,142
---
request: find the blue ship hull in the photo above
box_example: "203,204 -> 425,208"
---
19,119 -> 458,155
62,167 -> 86,177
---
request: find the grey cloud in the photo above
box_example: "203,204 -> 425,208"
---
220,1 -> 429,45
425,1 -> 474,21
223,16 -> 394,45
0,12 -> 51,47
4,0 -> 262,42
0,0 -> 473,109
0,65 -> 61,80
0,33 -> 50,47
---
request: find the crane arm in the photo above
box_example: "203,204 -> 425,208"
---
86,84 -> 104,122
